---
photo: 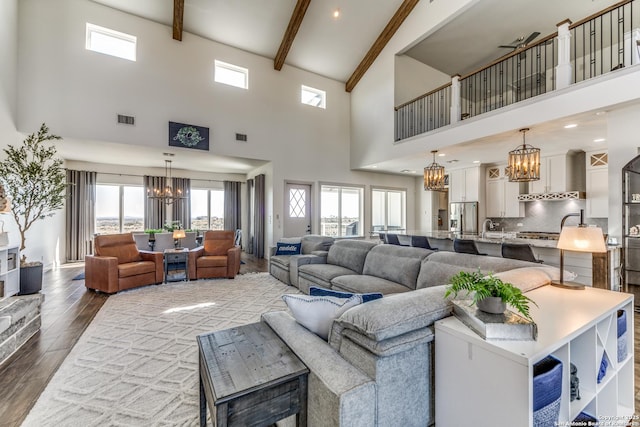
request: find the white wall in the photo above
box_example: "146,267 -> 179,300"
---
394,55 -> 451,106
18,0 -> 419,256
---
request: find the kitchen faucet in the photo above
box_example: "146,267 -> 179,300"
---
481,219 -> 494,239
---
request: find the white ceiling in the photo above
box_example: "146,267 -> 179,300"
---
81,0 -> 624,175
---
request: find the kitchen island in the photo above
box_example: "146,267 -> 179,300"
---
400,231 -> 621,289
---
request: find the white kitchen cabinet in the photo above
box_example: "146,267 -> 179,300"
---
0,245 -> 20,299
485,166 -> 524,218
529,152 -> 585,194
586,151 -> 608,218
435,286 -> 634,427
449,166 -> 482,203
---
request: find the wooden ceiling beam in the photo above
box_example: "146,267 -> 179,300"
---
173,0 -> 184,41
274,0 -> 311,71
345,0 -> 420,92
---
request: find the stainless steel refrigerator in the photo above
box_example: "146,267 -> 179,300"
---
450,202 -> 478,234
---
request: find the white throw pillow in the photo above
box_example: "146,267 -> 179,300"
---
282,294 -> 362,340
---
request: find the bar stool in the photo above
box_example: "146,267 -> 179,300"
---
501,243 -> 543,263
453,239 -> 485,255
410,235 -> 438,251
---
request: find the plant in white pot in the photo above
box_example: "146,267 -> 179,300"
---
0,124 -> 66,294
444,270 -> 537,321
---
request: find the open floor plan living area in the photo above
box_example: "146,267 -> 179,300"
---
1,0 -> 640,425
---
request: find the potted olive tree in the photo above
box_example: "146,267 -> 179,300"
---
0,124 -> 66,294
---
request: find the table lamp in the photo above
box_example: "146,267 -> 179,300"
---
173,229 -> 186,250
552,210 -> 607,290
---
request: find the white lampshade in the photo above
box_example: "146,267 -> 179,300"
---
173,229 -> 186,239
556,226 -> 606,253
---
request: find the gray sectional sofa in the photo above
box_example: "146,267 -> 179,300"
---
266,239 -> 555,426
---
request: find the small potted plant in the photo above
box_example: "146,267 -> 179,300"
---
444,270 -> 537,321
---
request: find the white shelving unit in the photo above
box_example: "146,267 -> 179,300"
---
435,286 -> 634,427
0,244 -> 20,299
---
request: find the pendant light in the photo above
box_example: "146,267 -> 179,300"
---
507,128 -> 540,182
424,150 -> 446,191
147,157 -> 187,205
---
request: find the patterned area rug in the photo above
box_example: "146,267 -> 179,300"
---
22,273 -> 298,427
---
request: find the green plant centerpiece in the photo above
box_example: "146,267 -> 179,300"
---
444,270 -> 537,321
0,124 -> 66,293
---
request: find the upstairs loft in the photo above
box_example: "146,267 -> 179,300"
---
394,0 -> 640,144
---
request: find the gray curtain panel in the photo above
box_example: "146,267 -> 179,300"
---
223,181 -> 242,231
65,169 -> 97,261
246,178 -> 254,254
253,174 -> 265,258
144,175 -> 167,229
171,177 -> 191,229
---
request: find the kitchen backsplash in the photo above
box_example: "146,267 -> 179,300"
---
487,200 -> 608,233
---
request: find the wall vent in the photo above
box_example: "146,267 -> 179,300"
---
117,114 -> 135,125
235,133 -> 247,142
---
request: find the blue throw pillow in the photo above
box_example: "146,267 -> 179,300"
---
275,242 -> 302,256
309,286 -> 383,303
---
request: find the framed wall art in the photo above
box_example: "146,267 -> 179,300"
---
168,121 -> 209,151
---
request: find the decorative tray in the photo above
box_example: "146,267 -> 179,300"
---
452,300 -> 538,341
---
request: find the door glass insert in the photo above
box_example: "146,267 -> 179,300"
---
289,188 -> 306,218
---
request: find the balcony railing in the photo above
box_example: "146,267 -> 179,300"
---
395,0 -> 640,141
460,34 -> 557,120
394,83 -> 451,141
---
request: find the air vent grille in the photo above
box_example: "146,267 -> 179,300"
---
235,133 -> 247,142
117,114 -> 135,125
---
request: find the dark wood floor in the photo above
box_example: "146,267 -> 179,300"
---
0,253 -> 268,427
0,254 -> 637,426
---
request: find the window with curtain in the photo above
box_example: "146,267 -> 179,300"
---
96,184 -> 144,234
190,188 -> 224,230
320,184 -> 364,237
372,188 -> 406,233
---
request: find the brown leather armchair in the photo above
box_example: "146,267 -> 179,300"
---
85,233 -> 164,293
188,230 -> 241,280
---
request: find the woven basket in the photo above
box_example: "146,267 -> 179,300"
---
533,355 -> 563,427
574,412 -> 599,426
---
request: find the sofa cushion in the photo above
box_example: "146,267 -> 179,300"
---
310,286 -> 383,303
331,275 -> 412,295
282,294 -> 362,340
332,285 -> 452,343
117,261 -> 156,278
299,263 -> 360,283
416,251 -> 541,289
95,234 -> 142,264
301,235 -> 334,254
275,242 -> 302,256
203,231 -> 235,256
362,245 -> 432,289
270,254 -> 291,269
326,240 -> 377,274
197,255 -> 228,268
492,266 -> 554,293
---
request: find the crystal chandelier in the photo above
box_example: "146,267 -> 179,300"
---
148,159 -> 187,205
507,128 -> 540,182
424,150 -> 446,191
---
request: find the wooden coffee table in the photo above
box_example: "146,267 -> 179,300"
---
197,322 -> 308,427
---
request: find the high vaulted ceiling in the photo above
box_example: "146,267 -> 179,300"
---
78,0 -> 628,175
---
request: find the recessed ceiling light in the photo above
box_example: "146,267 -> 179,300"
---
371,165 -> 377,168
447,159 -> 459,164
593,138 -> 606,143
332,8 -> 341,19
472,160 -> 480,164
564,124 -> 578,129
438,153 -> 446,157
595,111 -> 606,116
401,169 -> 416,174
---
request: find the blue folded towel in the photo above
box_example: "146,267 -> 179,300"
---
597,355 -> 608,384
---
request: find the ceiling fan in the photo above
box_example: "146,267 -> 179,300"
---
499,32 -> 541,58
